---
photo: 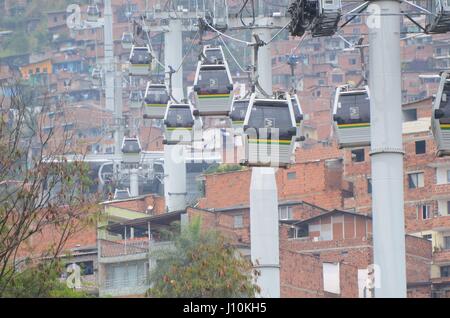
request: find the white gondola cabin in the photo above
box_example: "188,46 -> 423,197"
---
121,32 -> 133,50
163,102 -> 198,145
432,71 -> 450,156
332,85 -> 371,148
91,67 -> 102,87
86,5 -> 100,22
242,94 -> 298,168
426,0 -> 450,33
202,45 -> 225,64
129,91 -> 143,109
121,137 -> 142,164
143,83 -> 170,119
114,189 -> 131,200
229,97 -> 249,131
193,63 -> 234,116
129,45 -> 152,76
289,93 -> 304,138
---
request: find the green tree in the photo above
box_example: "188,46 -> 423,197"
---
204,163 -> 245,175
2,261 -> 90,298
0,82 -> 97,296
147,218 -> 260,298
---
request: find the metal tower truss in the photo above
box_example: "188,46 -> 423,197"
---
289,0 -> 342,37
424,0 -> 450,33
288,0 -> 450,38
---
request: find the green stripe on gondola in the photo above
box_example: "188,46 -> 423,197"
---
337,123 -> 370,128
248,139 -> 291,145
130,64 -> 150,67
198,94 -> 230,99
145,104 -> 167,107
166,127 -> 193,131
440,124 -> 450,130
233,120 -> 244,124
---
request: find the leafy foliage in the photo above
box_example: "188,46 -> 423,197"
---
147,217 -> 260,298
204,163 -> 245,175
0,83 -> 98,296
2,261 -> 90,298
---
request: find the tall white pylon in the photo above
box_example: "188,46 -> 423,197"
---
368,0 -> 407,298
250,23 -> 280,298
163,19 -> 187,212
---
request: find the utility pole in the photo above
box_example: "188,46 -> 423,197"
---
163,18 -> 187,212
250,17 -> 280,298
368,0 -> 407,297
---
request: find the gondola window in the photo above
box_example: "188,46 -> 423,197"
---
197,69 -> 229,93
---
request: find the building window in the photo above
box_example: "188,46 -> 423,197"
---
349,58 -> 356,65
441,265 -> 450,278
295,224 -> 309,238
279,206 -> 293,220
332,74 -> 343,83
444,236 -> 450,250
446,170 -> 450,183
422,234 -> 432,241
408,172 -> 424,189
417,205 -> 431,220
287,172 -> 296,180
402,108 -> 417,122
351,149 -> 365,162
415,140 -> 426,154
367,178 -> 372,194
234,215 -> 243,229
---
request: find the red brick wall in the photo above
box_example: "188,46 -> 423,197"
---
280,249 -> 324,298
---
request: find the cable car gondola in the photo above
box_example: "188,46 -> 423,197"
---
86,5 -> 100,22
202,45 -> 225,64
290,93 -> 304,139
129,91 -> 143,109
242,93 -> 298,168
426,0 -> 450,33
332,85 -> 371,149
121,137 -> 142,164
91,67 -> 102,87
143,83 -> 170,119
163,102 -> 199,145
432,71 -> 450,156
129,45 -> 152,76
229,97 -> 249,131
121,32 -> 133,50
193,63 -> 234,116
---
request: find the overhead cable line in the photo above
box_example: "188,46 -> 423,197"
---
266,21 -> 291,45
218,35 -> 251,74
175,31 -> 200,73
272,33 -> 308,71
202,18 -> 252,45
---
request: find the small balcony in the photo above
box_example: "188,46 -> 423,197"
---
433,183 -> 450,197
433,248 -> 450,264
99,238 -> 149,259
